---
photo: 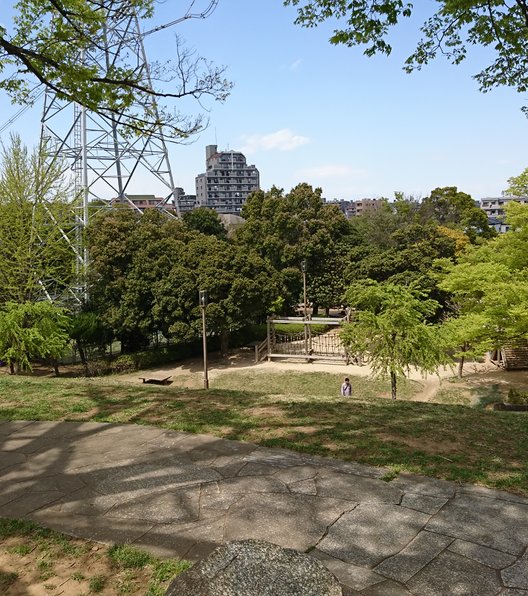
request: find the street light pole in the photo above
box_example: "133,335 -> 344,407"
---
301,260 -> 308,355
199,290 -> 209,389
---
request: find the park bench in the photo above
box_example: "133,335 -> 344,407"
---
139,375 -> 172,385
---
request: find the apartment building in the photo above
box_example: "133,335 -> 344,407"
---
480,196 -> 528,233
195,145 -> 260,215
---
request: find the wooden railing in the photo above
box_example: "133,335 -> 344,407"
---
254,338 -> 268,363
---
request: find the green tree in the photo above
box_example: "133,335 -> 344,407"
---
285,1 -> 528,100
183,207 -> 227,239
341,281 -> 446,399
0,134 -> 76,304
420,187 -> 495,240
237,183 -> 356,313
1,1 -> 231,136
0,301 -> 70,374
437,203 -> 528,358
505,167 -> 528,197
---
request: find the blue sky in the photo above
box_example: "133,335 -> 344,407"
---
1,0 -> 527,201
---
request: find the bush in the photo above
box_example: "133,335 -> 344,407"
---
506,388 -> 528,405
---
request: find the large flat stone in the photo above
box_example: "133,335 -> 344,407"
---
400,493 -> 448,515
83,458 -> 221,498
406,550 -> 502,596
361,580 -> 412,595
133,516 -> 226,559
318,503 -> 429,567
449,539 -> 517,569
0,451 -> 26,471
0,490 -> 64,516
502,551 -> 528,589
311,550 -> 385,592
216,475 -> 289,495
225,493 -> 354,552
426,494 -> 528,555
105,485 -> 201,524
374,530 -> 453,582
315,470 -> 403,504
390,474 -> 456,498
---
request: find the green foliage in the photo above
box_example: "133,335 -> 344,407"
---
87,208 -> 280,353
1,1 -> 231,137
505,167 -> 528,198
506,389 -> 528,405
237,183 -> 356,310
108,544 -> 152,569
183,207 -> 227,238
420,187 -> 495,240
88,575 -> 107,593
438,203 -> 528,352
0,134 -> 76,303
341,281 -> 446,398
0,301 -> 70,373
285,1 -> 528,98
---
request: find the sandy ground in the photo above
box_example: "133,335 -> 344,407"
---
117,348 -> 506,403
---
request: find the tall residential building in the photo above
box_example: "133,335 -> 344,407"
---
480,196 -> 528,233
195,145 -> 260,214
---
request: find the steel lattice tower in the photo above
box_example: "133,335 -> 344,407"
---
39,5 -> 190,305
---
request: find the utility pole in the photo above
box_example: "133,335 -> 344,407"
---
301,259 -> 308,355
199,290 -> 209,389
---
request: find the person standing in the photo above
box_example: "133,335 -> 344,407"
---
341,377 -> 352,396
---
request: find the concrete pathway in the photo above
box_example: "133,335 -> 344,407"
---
1,421 -> 528,595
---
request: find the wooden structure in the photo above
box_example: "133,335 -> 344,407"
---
266,317 -> 348,363
490,341 -> 528,370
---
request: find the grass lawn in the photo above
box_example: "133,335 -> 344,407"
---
0,518 -> 190,595
0,371 -> 527,495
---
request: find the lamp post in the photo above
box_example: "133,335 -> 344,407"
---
301,260 -> 308,355
199,290 -> 209,389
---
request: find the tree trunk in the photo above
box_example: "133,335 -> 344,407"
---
77,341 -> 87,366
325,306 -> 330,316
458,342 -> 468,378
312,303 -> 319,317
390,371 -> 397,400
220,329 -> 229,357
52,359 -> 60,377
9,361 -> 14,375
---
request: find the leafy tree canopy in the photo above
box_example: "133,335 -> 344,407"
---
341,280 -> 446,399
420,187 -> 495,240
504,167 -> 528,197
1,1 -> 231,136
0,134 -> 76,304
183,207 -> 227,239
285,1 -> 528,102
0,301 -> 70,374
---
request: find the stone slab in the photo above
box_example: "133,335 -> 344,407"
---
406,550 -> 502,596
390,474 -> 456,498
225,493 -> 354,552
361,580 -> 412,595
449,538 -> 517,569
400,493 -> 448,515
374,530 -> 453,582
426,494 -> 528,555
503,551 -> 528,589
315,470 -> 403,504
318,503 -> 430,567
311,549 -> 385,592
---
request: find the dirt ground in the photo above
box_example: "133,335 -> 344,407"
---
117,348 -> 515,404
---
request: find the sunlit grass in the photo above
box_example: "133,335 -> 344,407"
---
0,371 -> 527,494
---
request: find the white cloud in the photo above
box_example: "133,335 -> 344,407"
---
290,58 -> 303,71
295,165 -> 368,179
241,129 -> 310,154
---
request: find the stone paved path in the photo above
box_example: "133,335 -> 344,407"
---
1,420 -> 528,595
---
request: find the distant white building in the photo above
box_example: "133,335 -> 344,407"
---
195,145 -> 260,215
480,196 -> 528,233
